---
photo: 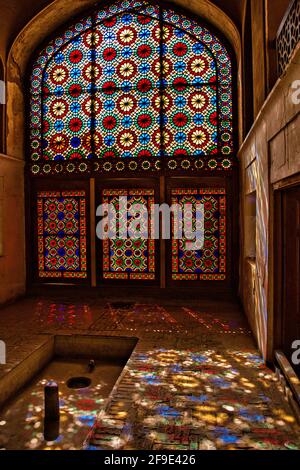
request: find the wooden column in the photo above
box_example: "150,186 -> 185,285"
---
90,178 -> 97,287
160,175 -> 166,288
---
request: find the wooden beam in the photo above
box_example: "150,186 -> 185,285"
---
90,178 -> 97,287
160,175 -> 166,288
275,350 -> 300,407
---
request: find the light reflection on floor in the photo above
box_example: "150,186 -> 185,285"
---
89,303 -> 252,335
0,298 -> 252,336
0,359 -> 123,450
0,296 -> 299,450
35,301 -> 93,329
182,308 -> 252,334
88,348 -> 300,450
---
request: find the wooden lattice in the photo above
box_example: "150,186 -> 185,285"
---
277,0 -> 300,76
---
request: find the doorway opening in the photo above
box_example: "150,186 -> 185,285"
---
274,184 -> 300,379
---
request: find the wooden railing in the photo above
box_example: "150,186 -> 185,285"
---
276,0 -> 300,76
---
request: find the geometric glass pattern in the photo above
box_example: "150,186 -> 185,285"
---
30,0 -> 234,176
171,188 -> 226,280
102,189 -> 155,280
37,190 -> 87,278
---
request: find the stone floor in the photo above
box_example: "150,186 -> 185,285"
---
0,293 -> 300,450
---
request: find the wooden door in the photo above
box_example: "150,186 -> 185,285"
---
95,178 -> 160,286
281,186 -> 300,376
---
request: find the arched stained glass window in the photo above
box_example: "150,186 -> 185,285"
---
29,0 -> 234,176
29,1 -> 237,286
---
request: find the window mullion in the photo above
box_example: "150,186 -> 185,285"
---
159,4 -> 165,166
91,12 -> 97,159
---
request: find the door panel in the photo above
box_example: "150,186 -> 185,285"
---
166,177 -> 231,288
96,180 -> 160,285
30,180 -> 90,285
170,188 -> 226,281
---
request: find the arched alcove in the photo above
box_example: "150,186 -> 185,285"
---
4,0 -> 242,293
6,0 -> 242,159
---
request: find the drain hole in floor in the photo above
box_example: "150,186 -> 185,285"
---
110,302 -> 134,309
66,377 -> 91,389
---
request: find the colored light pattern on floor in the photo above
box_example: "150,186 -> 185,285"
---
26,381 -> 103,450
88,348 -> 300,450
34,300 -> 93,329
108,303 -> 185,334
182,308 -> 252,334
0,296 -> 299,451
0,383 -> 103,450
0,358 -> 124,450
89,303 -> 252,336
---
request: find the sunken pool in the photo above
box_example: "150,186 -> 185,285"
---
0,335 -> 137,450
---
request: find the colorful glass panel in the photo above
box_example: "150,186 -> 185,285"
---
164,86 -> 217,156
102,189 -> 155,280
30,0 -> 234,175
37,190 -> 87,279
171,188 -> 226,280
95,88 -> 160,158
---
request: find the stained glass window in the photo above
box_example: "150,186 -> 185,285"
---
171,188 -> 226,280
37,190 -> 87,279
101,189 -> 155,280
30,0 -> 234,176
